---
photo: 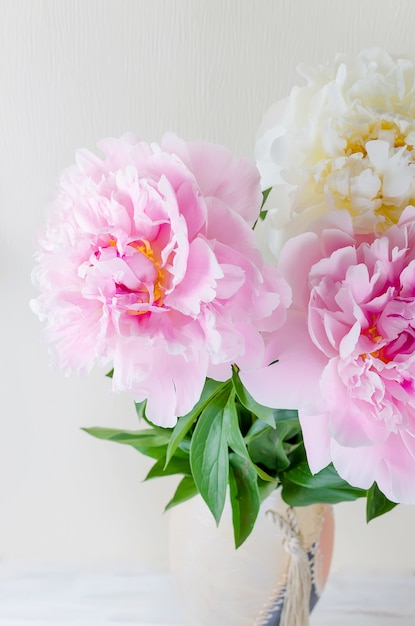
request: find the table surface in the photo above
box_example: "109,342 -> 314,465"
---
0,562 -> 414,625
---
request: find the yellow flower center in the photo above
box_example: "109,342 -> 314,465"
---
128,239 -> 167,315
361,323 -> 390,364
344,119 -> 413,157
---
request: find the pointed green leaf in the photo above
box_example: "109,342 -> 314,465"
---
165,379 -> 226,469
82,427 -> 169,459
83,426 -> 169,445
244,418 -> 272,443
164,412 -> 197,467
244,410 -> 300,444
224,390 -> 251,461
223,393 -> 278,483
261,187 -> 272,210
229,453 -> 260,548
164,476 -> 199,512
258,479 -> 280,503
273,409 -> 301,423
247,426 -> 291,472
245,413 -> 301,474
252,463 -> 279,482
145,455 -> 191,481
231,366 -> 276,428
281,462 -> 367,506
366,482 -> 398,522
254,187 -> 273,226
134,400 -> 147,419
189,388 -> 231,525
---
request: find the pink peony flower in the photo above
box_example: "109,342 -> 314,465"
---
242,206 -> 415,504
31,133 -> 290,427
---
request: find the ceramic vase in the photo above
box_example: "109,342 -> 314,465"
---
169,490 -> 334,626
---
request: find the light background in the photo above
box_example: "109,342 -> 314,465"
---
1,0 -> 415,574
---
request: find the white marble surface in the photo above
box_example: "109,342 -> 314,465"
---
310,574 -> 415,625
0,562 -> 414,625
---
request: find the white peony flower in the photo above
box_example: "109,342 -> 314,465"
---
256,48 -> 415,260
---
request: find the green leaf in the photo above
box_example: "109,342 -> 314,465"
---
258,479 -> 280,503
247,425 -> 291,473
244,410 -> 300,444
252,464 -> 279,482
224,390 -> 251,461
245,412 -> 301,475
229,453 -> 260,547
82,427 -> 169,460
253,188 -> 273,228
189,387 -> 231,525
261,187 -> 272,209
134,400 -> 147,419
281,462 -> 367,506
83,426 -> 169,445
223,393 -> 278,484
231,366 -> 276,428
165,378 -> 226,469
273,408 -> 302,425
244,418 -> 271,442
145,455 -> 191,481
164,476 -> 199,512
366,482 -> 398,522
164,412 -> 196,466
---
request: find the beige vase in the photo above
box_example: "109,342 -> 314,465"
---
169,490 -> 334,626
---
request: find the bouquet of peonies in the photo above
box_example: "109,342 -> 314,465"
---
32,48 -> 415,548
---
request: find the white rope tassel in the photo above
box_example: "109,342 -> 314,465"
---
267,507 -> 311,626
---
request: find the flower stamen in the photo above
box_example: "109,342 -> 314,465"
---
344,119 -> 413,158
360,321 -> 392,364
125,239 -> 167,315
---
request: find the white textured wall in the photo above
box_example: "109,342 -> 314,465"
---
2,0 -> 415,573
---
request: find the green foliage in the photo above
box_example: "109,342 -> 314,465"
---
145,455 -> 191,481
82,427 -> 170,460
164,476 -> 199,512
134,400 -> 147,420
258,187 -> 272,222
165,378 -> 225,468
281,460 -> 367,506
252,188 -> 272,228
229,453 -> 260,548
246,412 -> 301,473
84,375 -> 397,548
366,482 -> 398,522
232,365 -> 276,428
189,390 -> 231,524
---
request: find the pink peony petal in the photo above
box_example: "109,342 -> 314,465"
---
165,237 -> 223,315
32,134 -> 289,427
298,410 -> 332,474
240,311 -> 326,413
161,133 -> 262,226
268,208 -> 415,503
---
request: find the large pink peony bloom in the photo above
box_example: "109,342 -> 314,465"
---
32,133 -> 290,427
242,207 -> 415,504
